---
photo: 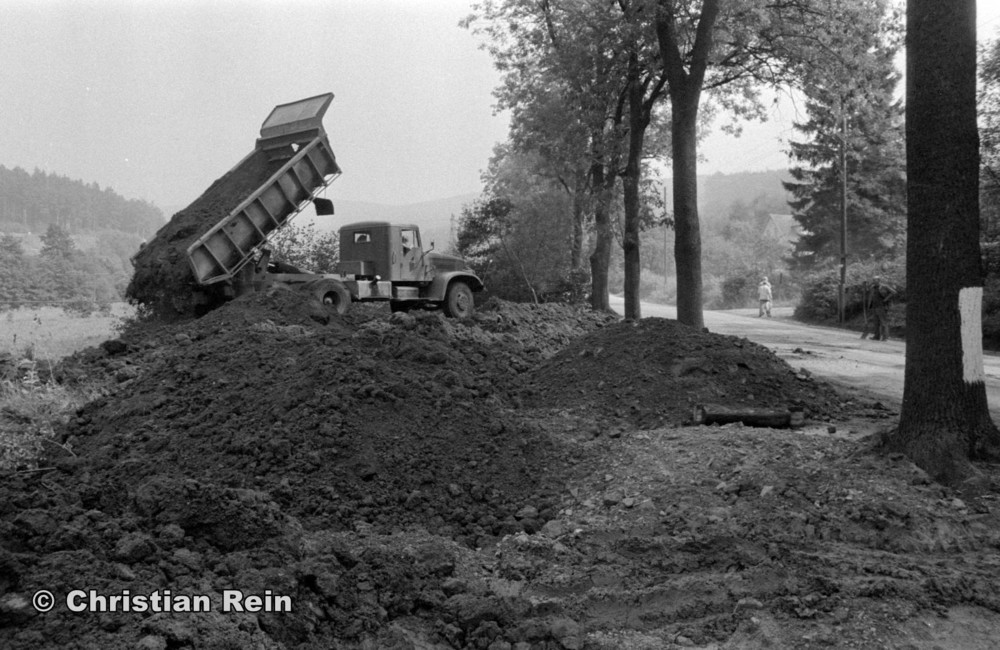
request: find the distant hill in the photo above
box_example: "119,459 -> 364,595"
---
158,170 -> 791,252
0,165 -> 164,237
657,169 -> 792,224
294,170 -> 793,251
697,169 -> 793,222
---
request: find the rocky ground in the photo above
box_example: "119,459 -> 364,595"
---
3,291 -> 1000,649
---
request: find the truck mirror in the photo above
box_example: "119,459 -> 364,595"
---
314,198 -> 335,216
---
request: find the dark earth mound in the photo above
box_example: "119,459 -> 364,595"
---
7,294 -> 992,649
524,317 -> 850,428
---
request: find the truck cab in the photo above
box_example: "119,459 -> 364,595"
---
336,221 -> 482,317
338,221 -> 428,282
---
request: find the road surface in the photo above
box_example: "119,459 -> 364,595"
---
609,295 -> 1000,421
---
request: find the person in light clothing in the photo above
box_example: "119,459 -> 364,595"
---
758,277 -> 773,317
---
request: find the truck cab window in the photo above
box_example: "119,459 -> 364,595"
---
401,229 -> 417,254
354,232 -> 371,244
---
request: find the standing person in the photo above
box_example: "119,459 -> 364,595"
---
868,276 -> 897,340
757,277 -> 773,318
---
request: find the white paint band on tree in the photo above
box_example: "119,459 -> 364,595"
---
960,286 -> 985,384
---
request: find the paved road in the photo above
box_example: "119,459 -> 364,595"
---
609,295 -> 1000,420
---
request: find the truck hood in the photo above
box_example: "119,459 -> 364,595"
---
427,251 -> 471,273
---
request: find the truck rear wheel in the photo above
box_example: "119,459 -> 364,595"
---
444,281 -> 474,319
305,279 -> 351,315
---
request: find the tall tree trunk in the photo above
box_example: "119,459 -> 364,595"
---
622,55 -> 646,321
655,0 -> 718,331
589,160 -> 614,312
571,168 -> 587,271
884,0 -> 1000,484
672,92 -> 704,330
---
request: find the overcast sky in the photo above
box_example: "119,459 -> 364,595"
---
2,0 -> 1000,213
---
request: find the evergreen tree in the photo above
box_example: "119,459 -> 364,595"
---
784,5 -> 906,269
39,223 -> 76,258
979,35 -> 1000,245
0,234 -> 28,308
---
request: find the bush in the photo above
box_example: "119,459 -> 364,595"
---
794,273 -> 841,322
720,276 -> 753,309
793,259 -> 906,325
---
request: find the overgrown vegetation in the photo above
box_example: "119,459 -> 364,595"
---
0,225 -> 128,313
455,149 -> 595,305
266,221 -> 340,273
0,361 -> 88,471
794,258 -> 906,333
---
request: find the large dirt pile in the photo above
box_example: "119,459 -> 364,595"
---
59,295 -> 620,542
126,148 -> 288,315
5,294 -> 958,650
0,295 -> 624,648
524,317 -> 850,428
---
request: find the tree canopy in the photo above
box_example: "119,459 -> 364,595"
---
467,0 -> 902,322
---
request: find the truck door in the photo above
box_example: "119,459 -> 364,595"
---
396,227 -> 426,281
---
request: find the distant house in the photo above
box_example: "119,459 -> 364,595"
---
762,213 -> 801,246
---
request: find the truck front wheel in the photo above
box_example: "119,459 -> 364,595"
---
444,281 -> 474,319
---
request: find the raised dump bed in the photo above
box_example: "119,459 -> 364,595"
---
125,93 -> 342,315
187,94 -> 341,286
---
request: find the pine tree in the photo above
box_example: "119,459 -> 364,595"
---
39,223 -> 76,258
784,5 -> 906,270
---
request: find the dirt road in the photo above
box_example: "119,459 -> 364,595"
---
610,295 -> 1000,421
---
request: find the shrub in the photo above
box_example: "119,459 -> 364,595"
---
0,368 -> 88,471
720,275 -> 753,309
794,259 -> 906,325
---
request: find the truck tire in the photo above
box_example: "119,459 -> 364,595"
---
444,281 -> 474,319
306,279 -> 351,315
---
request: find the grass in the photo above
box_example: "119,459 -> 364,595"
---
0,365 -> 92,471
1,303 -> 134,360
1,305 -> 130,471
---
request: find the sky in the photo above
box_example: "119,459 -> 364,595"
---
2,0 -> 1000,213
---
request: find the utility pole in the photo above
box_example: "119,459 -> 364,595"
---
839,102 -> 848,323
663,185 -> 669,294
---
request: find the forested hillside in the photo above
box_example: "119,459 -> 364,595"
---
0,166 -> 163,236
698,169 -> 792,224
0,166 -> 166,312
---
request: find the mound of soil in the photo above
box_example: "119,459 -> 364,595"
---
0,295 -> 619,648
4,295 -> 1000,649
126,147 -> 289,315
524,318 -> 851,428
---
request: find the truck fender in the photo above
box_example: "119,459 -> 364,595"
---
426,272 -> 484,302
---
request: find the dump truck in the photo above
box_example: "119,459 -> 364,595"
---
183,93 -> 483,318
